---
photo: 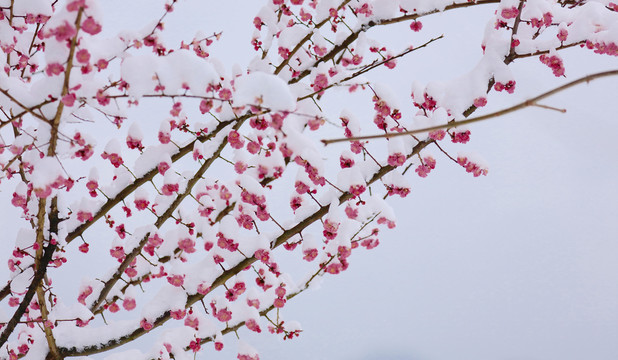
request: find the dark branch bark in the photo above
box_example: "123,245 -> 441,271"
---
0,243 -> 57,348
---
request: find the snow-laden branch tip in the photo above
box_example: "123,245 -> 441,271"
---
322,69 -> 618,145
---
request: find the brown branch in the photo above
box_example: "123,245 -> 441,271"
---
0,242 -> 57,348
0,87 -> 51,123
288,0 -> 500,85
297,35 -> 444,101
57,137 -> 433,357
274,0 -> 353,75
88,119 -> 245,314
65,117 -> 242,244
513,41 -> 584,59
505,0 -> 527,63
376,0 -> 501,26
47,8 -> 84,156
322,69 -> 618,144
37,197 -> 61,359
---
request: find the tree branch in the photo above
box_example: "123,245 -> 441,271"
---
322,69 -> 618,144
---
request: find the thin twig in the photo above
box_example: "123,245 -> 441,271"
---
322,69 -> 618,144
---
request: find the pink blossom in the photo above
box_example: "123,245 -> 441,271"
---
34,186 -> 52,198
115,224 -> 126,239
355,3 -> 372,16
345,205 -> 358,219
312,73 -> 328,92
78,243 -> 89,253
323,219 -> 339,240
325,262 -> 343,274
384,57 -> 397,69
61,93 -> 76,107
410,21 -> 423,32
217,232 -> 239,251
307,116 -> 325,130
219,88 -> 232,100
539,54 -> 565,77
197,283 -> 211,294
228,130 -> 245,149
96,89 -> 110,105
247,140 -> 260,154
52,21 -> 76,42
81,17 -> 102,35
457,156 -> 488,177
275,286 -> 287,298
295,180 -> 310,194
101,152 -> 123,167
123,297 -> 136,311
157,161 -> 170,175
377,216 -> 396,229
134,198 -> 149,210
8,297 -> 20,307
273,297 -> 286,308
338,246 -> 351,259
303,248 -> 318,261
501,7 -> 519,19
387,153 -> 406,167
278,47 -> 290,59
238,354 -> 260,360
76,318 -> 91,327
340,155 -> 354,168
140,319 -> 153,331
314,45 -> 327,57
45,63 -> 64,76
77,286 -> 93,305
199,99 -> 213,114
125,267 -> 137,277
11,193 -> 27,210
178,238 -> 196,253
126,136 -> 143,151
170,309 -> 186,319
473,97 -> 487,107
493,80 -> 516,94
17,344 -> 29,355
246,318 -> 262,333
451,130 -> 471,144
290,196 -> 302,211
158,130 -> 171,144
95,59 -> 109,71
77,211 -> 93,223
184,316 -> 199,329
429,130 -> 446,141
247,297 -> 260,309
161,183 -> 179,196
76,49 -> 90,63
236,213 -> 254,230
189,340 -> 201,353
66,0 -> 86,11
361,238 -> 380,249
110,246 -> 125,261
234,161 -> 248,174
214,307 -> 232,322
253,17 -> 263,30
300,8 -> 312,22
349,184 -> 366,197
